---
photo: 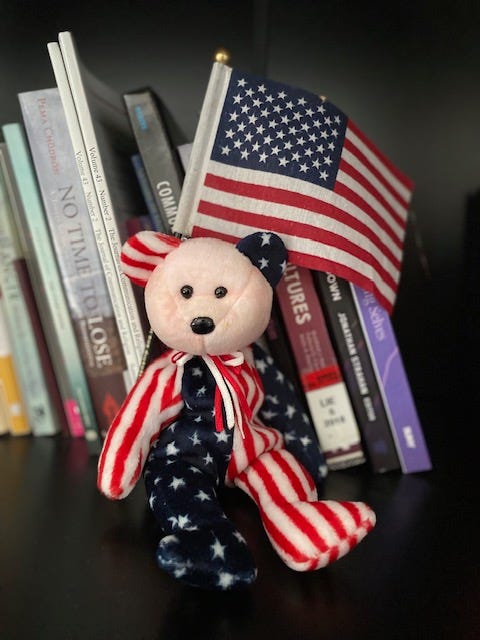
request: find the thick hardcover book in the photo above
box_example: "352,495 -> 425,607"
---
51,33 -> 147,373
20,87 -> 129,440
0,145 -> 64,436
275,263 -> 365,469
316,272 -> 400,473
124,88 -> 184,233
352,284 -> 432,473
0,298 -> 29,436
2,123 -> 99,443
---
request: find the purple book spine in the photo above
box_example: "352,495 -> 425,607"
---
352,284 -> 432,473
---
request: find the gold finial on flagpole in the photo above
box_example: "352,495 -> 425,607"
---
213,47 -> 231,65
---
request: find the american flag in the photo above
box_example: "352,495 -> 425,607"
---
174,63 -> 414,313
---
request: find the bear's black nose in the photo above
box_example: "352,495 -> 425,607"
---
190,316 -> 215,335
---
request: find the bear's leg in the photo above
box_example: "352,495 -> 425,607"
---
233,449 -> 376,571
145,456 -> 257,589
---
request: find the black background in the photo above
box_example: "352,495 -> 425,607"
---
0,2 -> 479,638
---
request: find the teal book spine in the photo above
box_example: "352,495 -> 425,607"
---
2,123 -> 98,444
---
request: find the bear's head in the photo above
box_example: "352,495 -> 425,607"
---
121,231 -> 287,356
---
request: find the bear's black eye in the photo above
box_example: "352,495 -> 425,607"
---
180,285 -> 193,299
215,286 -> 228,298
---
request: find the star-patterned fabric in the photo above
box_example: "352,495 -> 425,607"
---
236,231 -> 287,288
99,344 -> 375,590
251,342 -> 328,484
141,346 -> 329,589
144,354 -> 257,588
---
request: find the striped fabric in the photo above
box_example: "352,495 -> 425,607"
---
97,350 -> 185,498
98,346 -> 375,569
173,63 -> 413,313
120,231 -> 181,287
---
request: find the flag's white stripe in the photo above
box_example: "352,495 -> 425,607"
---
337,169 -> 407,243
341,147 -> 410,220
206,160 -> 405,243
345,127 -> 412,202
195,213 -> 397,306
201,184 -> 402,277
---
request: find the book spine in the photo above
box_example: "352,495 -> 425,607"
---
13,259 -> 70,436
19,88 -> 129,440
264,299 -> 304,398
0,151 -> 62,436
48,42 -> 141,389
316,272 -> 400,473
0,298 -> 29,436
56,33 -> 146,365
352,284 -> 432,473
124,90 -> 183,232
2,123 -> 98,443
130,154 -> 165,232
275,263 -> 365,469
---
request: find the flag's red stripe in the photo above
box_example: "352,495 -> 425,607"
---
288,249 -> 393,314
339,157 -> 407,231
191,225 -> 394,314
197,199 -> 399,291
343,136 -> 410,211
347,120 -> 414,191
204,172 -> 403,251
333,177 -> 406,252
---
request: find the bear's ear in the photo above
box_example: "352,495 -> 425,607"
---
236,232 -> 287,288
121,231 -> 181,287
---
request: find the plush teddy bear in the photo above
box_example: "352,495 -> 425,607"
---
97,230 -> 375,590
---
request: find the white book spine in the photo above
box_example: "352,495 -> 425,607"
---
48,41 -> 139,388
56,32 -> 145,373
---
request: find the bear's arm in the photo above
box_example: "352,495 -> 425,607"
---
251,342 -> 328,487
97,352 -> 184,499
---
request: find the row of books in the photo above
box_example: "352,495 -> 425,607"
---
269,264 -> 432,473
0,32 -> 184,452
0,31 -> 431,473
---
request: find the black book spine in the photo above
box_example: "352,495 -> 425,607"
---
315,272 -> 400,473
124,90 -> 184,233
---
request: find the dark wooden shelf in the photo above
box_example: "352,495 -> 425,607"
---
0,398 -> 477,640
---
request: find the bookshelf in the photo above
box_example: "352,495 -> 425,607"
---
0,1 -> 478,638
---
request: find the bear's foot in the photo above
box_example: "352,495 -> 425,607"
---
156,523 -> 257,590
261,500 -> 376,571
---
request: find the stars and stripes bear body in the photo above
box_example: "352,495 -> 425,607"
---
97,230 -> 375,589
